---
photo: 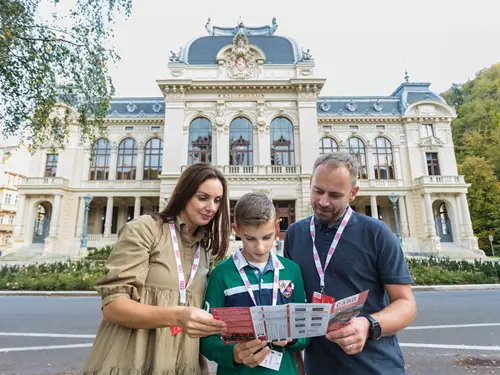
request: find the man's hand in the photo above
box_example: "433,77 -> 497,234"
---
271,340 -> 290,347
233,340 -> 270,368
325,317 -> 370,355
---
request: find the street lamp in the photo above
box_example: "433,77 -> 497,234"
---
80,194 -> 93,250
388,192 -> 401,243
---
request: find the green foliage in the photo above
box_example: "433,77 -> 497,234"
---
441,63 -> 500,253
0,0 -> 131,151
86,244 -> 113,260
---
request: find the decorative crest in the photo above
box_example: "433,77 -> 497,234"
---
205,17 -> 278,36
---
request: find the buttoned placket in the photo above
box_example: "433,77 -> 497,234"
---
245,258 -> 275,306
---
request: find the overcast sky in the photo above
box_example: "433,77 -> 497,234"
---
107,0 -> 500,98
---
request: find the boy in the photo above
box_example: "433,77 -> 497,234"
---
200,193 -> 309,374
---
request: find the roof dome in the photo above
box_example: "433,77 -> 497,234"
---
181,18 -> 301,65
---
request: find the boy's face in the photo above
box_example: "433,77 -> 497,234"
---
233,218 -> 279,264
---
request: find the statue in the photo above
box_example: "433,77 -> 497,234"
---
169,47 -> 182,62
257,104 -> 266,126
270,17 -> 278,35
301,47 -> 313,61
205,17 -> 213,35
215,104 -> 226,127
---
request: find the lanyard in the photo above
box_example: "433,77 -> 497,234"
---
310,206 -> 353,292
168,223 -> 201,305
232,247 -> 280,306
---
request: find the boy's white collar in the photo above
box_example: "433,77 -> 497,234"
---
233,247 -> 285,271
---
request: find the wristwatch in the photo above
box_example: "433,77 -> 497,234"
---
361,313 -> 382,340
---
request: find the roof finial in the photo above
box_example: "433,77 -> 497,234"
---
404,70 -> 409,83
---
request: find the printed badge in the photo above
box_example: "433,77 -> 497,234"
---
279,280 -> 293,298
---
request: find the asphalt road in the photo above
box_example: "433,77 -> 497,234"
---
1,290 -> 499,375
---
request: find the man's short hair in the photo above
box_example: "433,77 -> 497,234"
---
312,152 -> 359,187
235,192 -> 276,227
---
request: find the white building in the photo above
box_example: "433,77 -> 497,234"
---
9,19 -> 484,258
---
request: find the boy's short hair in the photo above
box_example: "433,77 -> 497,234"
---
235,193 -> 276,227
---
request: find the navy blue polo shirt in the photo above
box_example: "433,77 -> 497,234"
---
284,210 -> 413,375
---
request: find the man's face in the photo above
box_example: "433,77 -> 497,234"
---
310,164 -> 359,224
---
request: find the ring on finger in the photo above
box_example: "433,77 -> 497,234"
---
349,344 -> 353,351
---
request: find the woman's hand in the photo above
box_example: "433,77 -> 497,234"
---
174,306 -> 226,338
233,340 -> 270,368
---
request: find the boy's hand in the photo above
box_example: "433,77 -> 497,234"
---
271,340 -> 290,347
233,340 -> 270,368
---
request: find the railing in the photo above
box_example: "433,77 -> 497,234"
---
414,175 -> 465,185
266,165 -> 300,175
0,203 -> 17,211
81,180 -> 161,189
23,177 -> 70,186
357,179 -> 404,188
183,165 -> 302,176
87,234 -> 118,242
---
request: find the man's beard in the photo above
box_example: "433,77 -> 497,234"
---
313,205 -> 346,224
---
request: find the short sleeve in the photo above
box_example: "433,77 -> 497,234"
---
94,215 -> 159,307
375,223 -> 413,285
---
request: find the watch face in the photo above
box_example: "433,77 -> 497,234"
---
371,321 -> 382,340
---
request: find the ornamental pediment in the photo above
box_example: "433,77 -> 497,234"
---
216,31 -> 266,79
419,136 -> 444,148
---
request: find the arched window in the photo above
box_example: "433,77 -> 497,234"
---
89,138 -> 111,180
373,137 -> 394,179
188,117 -> 212,165
229,117 -> 253,166
346,137 -> 368,179
319,137 -> 338,154
270,117 -> 295,165
144,138 -> 163,180
117,138 -> 138,180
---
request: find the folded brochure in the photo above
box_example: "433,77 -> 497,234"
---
211,290 -> 369,343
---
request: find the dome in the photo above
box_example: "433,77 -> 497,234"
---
183,35 -> 300,65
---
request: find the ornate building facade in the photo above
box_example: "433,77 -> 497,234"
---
8,19 -> 485,258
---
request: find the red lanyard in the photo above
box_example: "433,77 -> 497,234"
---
168,223 -> 201,305
232,247 -> 280,306
309,207 -> 353,292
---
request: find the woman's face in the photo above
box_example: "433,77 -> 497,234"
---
182,178 -> 224,227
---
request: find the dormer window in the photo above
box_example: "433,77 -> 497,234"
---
421,124 -> 434,138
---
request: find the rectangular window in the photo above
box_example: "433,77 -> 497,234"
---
349,125 -> 359,130
421,124 -> 434,138
125,126 -> 134,131
0,215 -> 4,223
426,152 -> 441,175
322,125 -> 332,131
44,154 -> 58,177
8,216 -> 14,225
5,194 -> 11,205
376,125 -> 386,130
151,126 -> 161,131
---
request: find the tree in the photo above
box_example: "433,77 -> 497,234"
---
459,156 -> 500,255
0,0 -> 131,150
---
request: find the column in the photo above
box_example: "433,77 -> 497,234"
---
103,196 -> 114,237
215,129 -> 230,166
75,197 -> 85,237
108,146 -> 118,181
459,193 -> 474,235
134,196 -> 141,219
162,101 -> 185,174
398,196 -> 410,237
297,98 -> 320,174
257,130 -> 271,172
81,148 -> 91,181
370,195 -> 378,219
367,145 -> 376,180
48,194 -> 61,237
423,193 -> 435,236
12,194 -> 26,237
393,147 -> 403,181
135,148 -> 144,181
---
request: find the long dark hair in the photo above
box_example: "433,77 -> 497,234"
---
156,163 -> 230,263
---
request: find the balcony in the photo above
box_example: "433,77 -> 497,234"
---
414,175 -> 465,186
0,203 -> 17,212
81,180 -> 161,189
182,165 -> 302,176
23,177 -> 70,187
357,179 -> 404,188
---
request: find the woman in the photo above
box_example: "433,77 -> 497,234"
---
83,163 -> 231,375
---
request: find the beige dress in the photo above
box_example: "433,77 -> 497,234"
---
83,215 -> 213,375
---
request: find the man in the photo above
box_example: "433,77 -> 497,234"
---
284,152 -> 416,375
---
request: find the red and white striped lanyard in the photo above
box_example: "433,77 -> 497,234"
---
168,223 -> 201,305
310,207 -> 353,293
232,247 -> 280,306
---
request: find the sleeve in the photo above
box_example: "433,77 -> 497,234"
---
200,268 -> 240,369
375,223 -> 413,285
94,215 -> 157,307
286,263 -> 310,352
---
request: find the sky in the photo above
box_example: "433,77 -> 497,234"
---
106,0 -> 500,98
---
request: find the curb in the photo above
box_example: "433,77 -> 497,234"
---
1,284 -> 500,296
